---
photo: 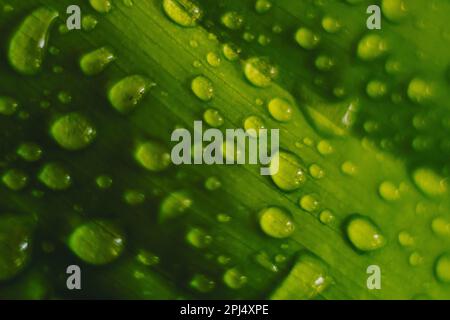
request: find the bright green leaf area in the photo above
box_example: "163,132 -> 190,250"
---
0,0 -> 449,299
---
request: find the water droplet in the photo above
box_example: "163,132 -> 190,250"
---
203,109 -> 224,127
315,54 -> 335,71
191,75 -> 214,101
206,52 -> 221,67
244,115 -> 265,137
2,169 -> 28,191
8,7 -> 59,75
57,91 -> 72,105
321,16 -> 341,33
346,215 -> 386,252
190,274 -> 215,292
435,253 -> 450,283
69,220 -> 125,265
379,181 -> 400,201
204,176 -> 222,191
159,191 -> 193,222
257,34 -> 271,46
221,11 -> 244,30
96,175 -> 113,189
80,47 -> 116,76
223,268 -> 247,289
366,80 -> 387,99
0,215 -> 33,281
163,0 -> 203,27
136,249 -> 160,266
270,151 -> 307,191
186,227 -> 212,248
268,98 -> 293,122
341,161 -> 357,176
398,231 -> 415,247
412,167 -> 448,197
0,96 -> 19,115
222,43 -> 241,61
382,0 -> 408,21
89,0 -> 112,13
357,34 -> 388,61
255,251 -> 278,272
300,194 -> 320,213
258,207 -> 295,239
407,78 -> 433,104
409,251 -> 423,266
244,57 -> 278,87
431,217 -> 450,238
217,255 -> 231,265
309,164 -> 325,179
123,0 -> 134,7
243,32 -> 256,42
17,142 -> 43,162
271,252 -> 332,299
317,140 -> 334,155
82,15 -> 98,31
109,75 -> 151,114
51,113 -> 96,151
124,190 -> 146,205
135,141 -> 171,172
217,213 -> 231,223
295,27 -> 320,50
319,210 -> 335,225
255,0 -> 272,13
38,162 -> 72,190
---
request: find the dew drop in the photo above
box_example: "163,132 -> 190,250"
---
68,220 -> 125,265
80,47 -> 116,76
186,227 -> 212,248
255,0 -> 272,13
366,80 -> 387,99
357,34 -> 388,61
221,11 -> 244,30
382,0 -> 408,21
271,252 -> 332,299
203,109 -> 224,127
38,162 -> 72,191
319,210 -> 335,225
379,181 -> 400,201
223,268 -> 247,289
431,217 -> 450,238
300,194 -> 320,213
295,27 -> 320,50
317,140 -> 334,155
82,15 -> 98,31
96,175 -> 113,189
163,0 -> 203,27
190,274 -> 215,292
206,52 -> 221,67
270,151 -> 307,191
204,176 -> 222,191
398,231 -> 415,247
309,164 -> 325,179
407,78 -> 433,104
222,43 -> 241,61
17,142 -> 43,162
124,190 -> 146,206
135,141 -> 171,172
2,169 -> 28,191
244,115 -> 265,137
341,161 -> 357,176
0,215 -> 33,281
315,54 -> 335,71
89,0 -> 112,13
159,191 -> 193,222
321,16 -> 341,33
8,7 -> 58,75
267,98 -> 293,122
258,207 -> 295,239
409,251 -> 423,266
0,96 -> 19,116
244,57 -> 278,88
109,75 -> 151,114
435,253 -> 450,283
346,215 -> 386,252
51,113 -> 96,151
412,167 -> 448,197
191,75 -> 214,101
136,249 -> 160,266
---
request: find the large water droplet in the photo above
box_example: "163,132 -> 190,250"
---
346,215 -> 386,252
108,75 -> 151,114
0,215 -> 33,281
135,141 -> 171,172
8,7 -> 58,75
191,75 -> 214,101
80,47 -> 116,76
258,207 -> 295,239
244,57 -> 278,88
69,220 -> 125,265
38,162 -> 72,190
271,252 -> 332,299
270,151 -> 307,191
163,0 -> 203,27
51,113 -> 97,151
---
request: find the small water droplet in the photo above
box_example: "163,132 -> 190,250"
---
379,181 -> 400,201
299,194 -> 320,213
51,113 -> 96,151
319,210 -> 335,225
267,98 -> 293,122
222,43 -> 241,61
435,253 -> 450,283
382,0 -> 408,21
244,57 -> 278,88
38,162 -> 72,190
412,167 -> 448,197
309,164 -> 325,179
221,11 -> 244,30
186,227 -> 212,248
136,249 -> 160,266
398,231 -> 415,247
255,0 -> 272,13
191,75 -> 214,101
357,34 -> 388,61
124,190 -> 146,205
0,96 -> 19,115
135,141 -> 171,172
270,151 -> 307,191
206,52 -> 221,67
223,268 -> 247,289
159,191 -> 193,222
190,274 -> 215,292
17,142 -> 42,162
317,140 -> 334,155
321,16 -> 341,33
203,109 -> 224,127
346,215 -> 386,252
2,169 -> 28,191
89,0 -> 112,13
80,47 -> 116,76
295,27 -> 320,50
82,15 -> 98,31
96,175 -> 113,189
109,75 -> 151,114
341,161 -> 357,176
204,176 -> 222,191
